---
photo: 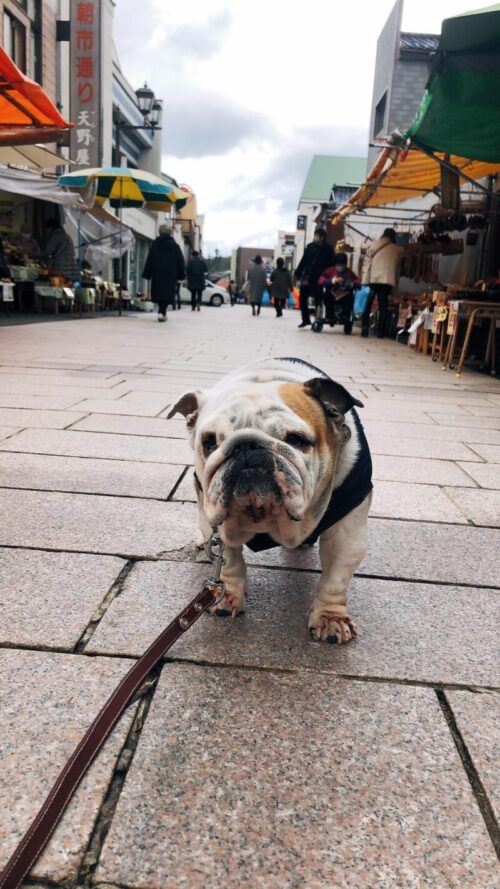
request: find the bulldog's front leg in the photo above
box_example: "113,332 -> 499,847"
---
196,496 -> 246,618
308,494 -> 371,644
211,544 -> 247,618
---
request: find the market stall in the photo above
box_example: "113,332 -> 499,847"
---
332,5 -> 500,377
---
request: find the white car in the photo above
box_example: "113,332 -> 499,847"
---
179,279 -> 226,307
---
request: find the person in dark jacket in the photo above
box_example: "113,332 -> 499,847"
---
143,223 -> 186,322
294,227 -> 335,328
186,250 -> 208,312
0,235 -> 11,280
269,257 -> 292,317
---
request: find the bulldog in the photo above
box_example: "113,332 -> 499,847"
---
168,357 -> 372,644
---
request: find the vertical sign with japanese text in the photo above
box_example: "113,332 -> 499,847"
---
70,0 -> 101,167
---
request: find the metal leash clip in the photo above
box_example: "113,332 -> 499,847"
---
204,529 -> 226,604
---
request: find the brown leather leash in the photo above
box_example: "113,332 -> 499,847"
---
0,534 -> 226,889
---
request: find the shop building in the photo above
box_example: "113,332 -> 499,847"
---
367,0 -> 439,169
295,155 -> 367,267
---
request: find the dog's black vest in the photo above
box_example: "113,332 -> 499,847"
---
244,358 -> 373,552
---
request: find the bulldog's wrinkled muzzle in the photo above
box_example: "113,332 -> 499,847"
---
204,434 -> 305,527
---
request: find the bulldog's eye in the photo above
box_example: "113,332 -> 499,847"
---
284,432 -> 313,450
201,432 -> 217,457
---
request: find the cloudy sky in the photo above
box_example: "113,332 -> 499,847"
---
114,0 -> 479,255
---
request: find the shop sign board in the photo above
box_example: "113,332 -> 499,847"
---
297,215 -> 307,230
70,0 -> 102,168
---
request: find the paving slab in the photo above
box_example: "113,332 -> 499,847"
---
429,413 -> 500,430
72,412 -> 187,439
367,434 -> 482,461
371,480 -> 467,523
446,690 -> 500,822
171,467 -> 196,501
0,371 -> 127,389
74,393 -> 177,417
0,426 -> 21,442
0,427 -> 192,464
95,665 -> 499,889
0,452 -> 185,499
372,454 -> 475,486
457,462 -> 500,489
444,488 -> 500,527
88,560 -> 499,687
363,419 -> 500,445
0,407 -> 86,430
0,392 -> 89,410
465,443 -> 500,463
0,649 -> 137,884
0,381 -> 132,401
461,404 -> 500,418
245,518 -> 500,588
0,488 -> 198,556
0,548 -> 124,649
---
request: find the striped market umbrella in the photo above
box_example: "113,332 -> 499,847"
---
58,166 -> 189,211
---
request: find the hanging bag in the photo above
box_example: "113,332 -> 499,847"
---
353,285 -> 371,317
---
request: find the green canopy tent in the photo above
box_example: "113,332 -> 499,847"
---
407,4 -> 500,163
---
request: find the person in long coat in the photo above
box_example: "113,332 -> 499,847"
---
186,250 -> 208,311
269,257 -> 292,317
247,255 -> 267,316
143,223 -> 186,321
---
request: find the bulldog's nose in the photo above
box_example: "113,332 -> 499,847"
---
232,441 -> 273,469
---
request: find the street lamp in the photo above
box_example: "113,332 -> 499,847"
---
135,83 -> 155,117
113,84 -> 162,167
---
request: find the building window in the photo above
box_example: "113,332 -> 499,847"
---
374,91 -> 387,137
3,11 -> 27,72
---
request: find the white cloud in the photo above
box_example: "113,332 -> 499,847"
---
114,0 -> 481,253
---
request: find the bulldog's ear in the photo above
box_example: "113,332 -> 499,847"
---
304,377 -> 363,417
166,390 -> 205,428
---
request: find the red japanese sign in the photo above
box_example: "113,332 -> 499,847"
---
70,0 -> 101,167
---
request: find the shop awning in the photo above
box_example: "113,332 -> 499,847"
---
0,143 -> 70,170
407,5 -> 500,162
0,47 -> 71,146
334,147 -> 500,218
0,165 -> 87,208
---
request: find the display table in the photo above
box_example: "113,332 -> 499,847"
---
34,285 -> 75,315
442,301 -> 500,377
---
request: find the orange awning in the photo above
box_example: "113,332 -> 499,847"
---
334,147 -> 500,219
0,46 -> 71,145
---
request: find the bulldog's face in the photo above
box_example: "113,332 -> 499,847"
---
168,374 -> 361,549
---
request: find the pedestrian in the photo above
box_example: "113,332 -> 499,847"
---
174,281 -> 181,310
269,257 -> 292,318
318,252 -> 359,333
247,255 -> 267,316
142,223 -> 186,322
186,249 -> 208,312
227,279 -> 236,306
0,235 -> 11,280
294,227 -> 335,328
45,218 -> 76,282
11,222 -> 41,259
361,227 -> 401,338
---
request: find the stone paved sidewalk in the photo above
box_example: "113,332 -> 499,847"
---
0,307 -> 499,888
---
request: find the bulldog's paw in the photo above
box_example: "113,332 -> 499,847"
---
210,584 -> 246,619
308,609 -> 358,644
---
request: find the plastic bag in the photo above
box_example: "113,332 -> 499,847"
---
353,285 -> 371,317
